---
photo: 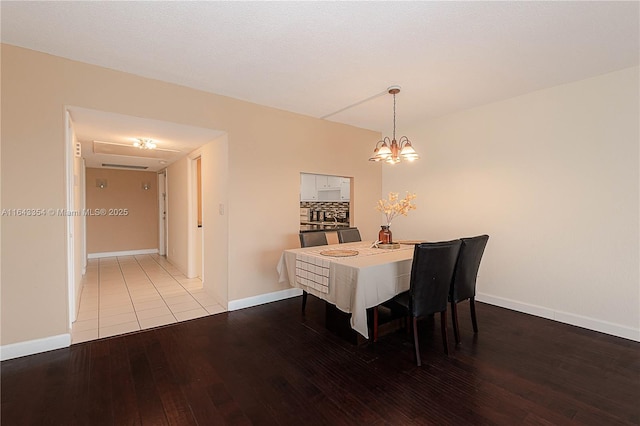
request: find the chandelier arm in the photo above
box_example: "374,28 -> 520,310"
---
375,137 -> 392,148
398,136 -> 410,146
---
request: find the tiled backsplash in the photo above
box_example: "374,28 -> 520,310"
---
301,201 -> 349,220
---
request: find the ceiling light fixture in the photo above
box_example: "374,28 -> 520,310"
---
369,86 -> 419,164
133,138 -> 157,150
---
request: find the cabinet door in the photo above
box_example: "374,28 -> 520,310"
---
315,175 -> 329,189
340,178 -> 350,201
327,176 -> 343,189
300,174 -> 318,201
315,175 -> 342,189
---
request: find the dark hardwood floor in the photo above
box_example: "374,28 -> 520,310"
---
2,297 -> 639,425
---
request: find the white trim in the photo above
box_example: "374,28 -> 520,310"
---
81,158 -> 87,274
164,169 -> 170,257
88,248 -> 158,259
65,111 -> 76,327
228,288 -> 303,311
158,170 -> 167,256
186,152 -> 202,279
1,334 -> 71,361
476,292 -> 640,342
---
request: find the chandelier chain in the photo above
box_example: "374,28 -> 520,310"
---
393,92 -> 396,141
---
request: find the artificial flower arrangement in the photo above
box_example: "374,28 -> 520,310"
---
375,191 -> 417,226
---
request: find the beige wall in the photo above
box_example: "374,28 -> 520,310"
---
201,135 -> 229,306
85,168 -> 158,253
1,45 -> 381,347
166,156 -> 189,275
383,67 -> 639,340
224,106 -> 383,301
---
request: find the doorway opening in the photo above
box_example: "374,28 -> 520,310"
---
65,106 -> 228,344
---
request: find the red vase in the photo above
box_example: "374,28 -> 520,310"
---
379,225 -> 392,244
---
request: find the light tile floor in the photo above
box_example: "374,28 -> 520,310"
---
71,254 -> 226,344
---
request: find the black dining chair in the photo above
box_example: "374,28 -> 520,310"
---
299,232 -> 328,248
382,240 -> 462,366
450,234 -> 489,345
298,232 -> 328,313
337,228 -> 361,243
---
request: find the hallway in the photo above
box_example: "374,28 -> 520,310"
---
71,254 -> 225,343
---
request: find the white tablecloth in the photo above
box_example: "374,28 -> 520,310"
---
277,241 -> 414,338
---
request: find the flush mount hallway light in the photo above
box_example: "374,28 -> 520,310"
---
369,86 -> 419,164
133,138 -> 157,150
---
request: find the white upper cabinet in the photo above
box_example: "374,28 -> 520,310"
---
340,178 -> 350,201
300,174 -> 318,201
315,175 -> 342,190
300,173 -> 351,202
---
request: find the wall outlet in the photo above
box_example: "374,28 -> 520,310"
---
219,204 -> 224,215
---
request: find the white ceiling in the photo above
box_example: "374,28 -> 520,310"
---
68,106 -> 224,171
2,1 -> 638,168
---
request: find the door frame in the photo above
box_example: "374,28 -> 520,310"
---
187,150 -> 204,280
158,170 -> 168,256
65,111 -> 75,326
65,111 -> 86,326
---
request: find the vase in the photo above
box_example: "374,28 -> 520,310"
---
379,225 -> 392,244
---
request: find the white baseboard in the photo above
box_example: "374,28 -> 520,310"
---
228,288 -> 303,311
88,248 -> 158,259
476,292 -> 640,342
7,292 -> 632,361
1,334 -> 71,361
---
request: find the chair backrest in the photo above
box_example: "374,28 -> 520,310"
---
299,232 -> 328,248
450,235 -> 489,303
337,228 -> 361,243
409,240 -> 462,318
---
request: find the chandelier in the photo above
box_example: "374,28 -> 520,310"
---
369,86 -> 418,164
133,138 -> 157,150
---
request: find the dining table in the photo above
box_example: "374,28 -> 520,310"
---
277,241 -> 416,339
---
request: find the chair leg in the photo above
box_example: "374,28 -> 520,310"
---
412,316 -> 421,367
470,297 -> 478,333
451,301 -> 461,344
301,291 -> 308,313
440,311 -> 449,356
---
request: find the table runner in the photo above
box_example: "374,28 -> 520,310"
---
295,253 -> 330,293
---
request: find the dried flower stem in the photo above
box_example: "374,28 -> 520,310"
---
375,192 -> 417,226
